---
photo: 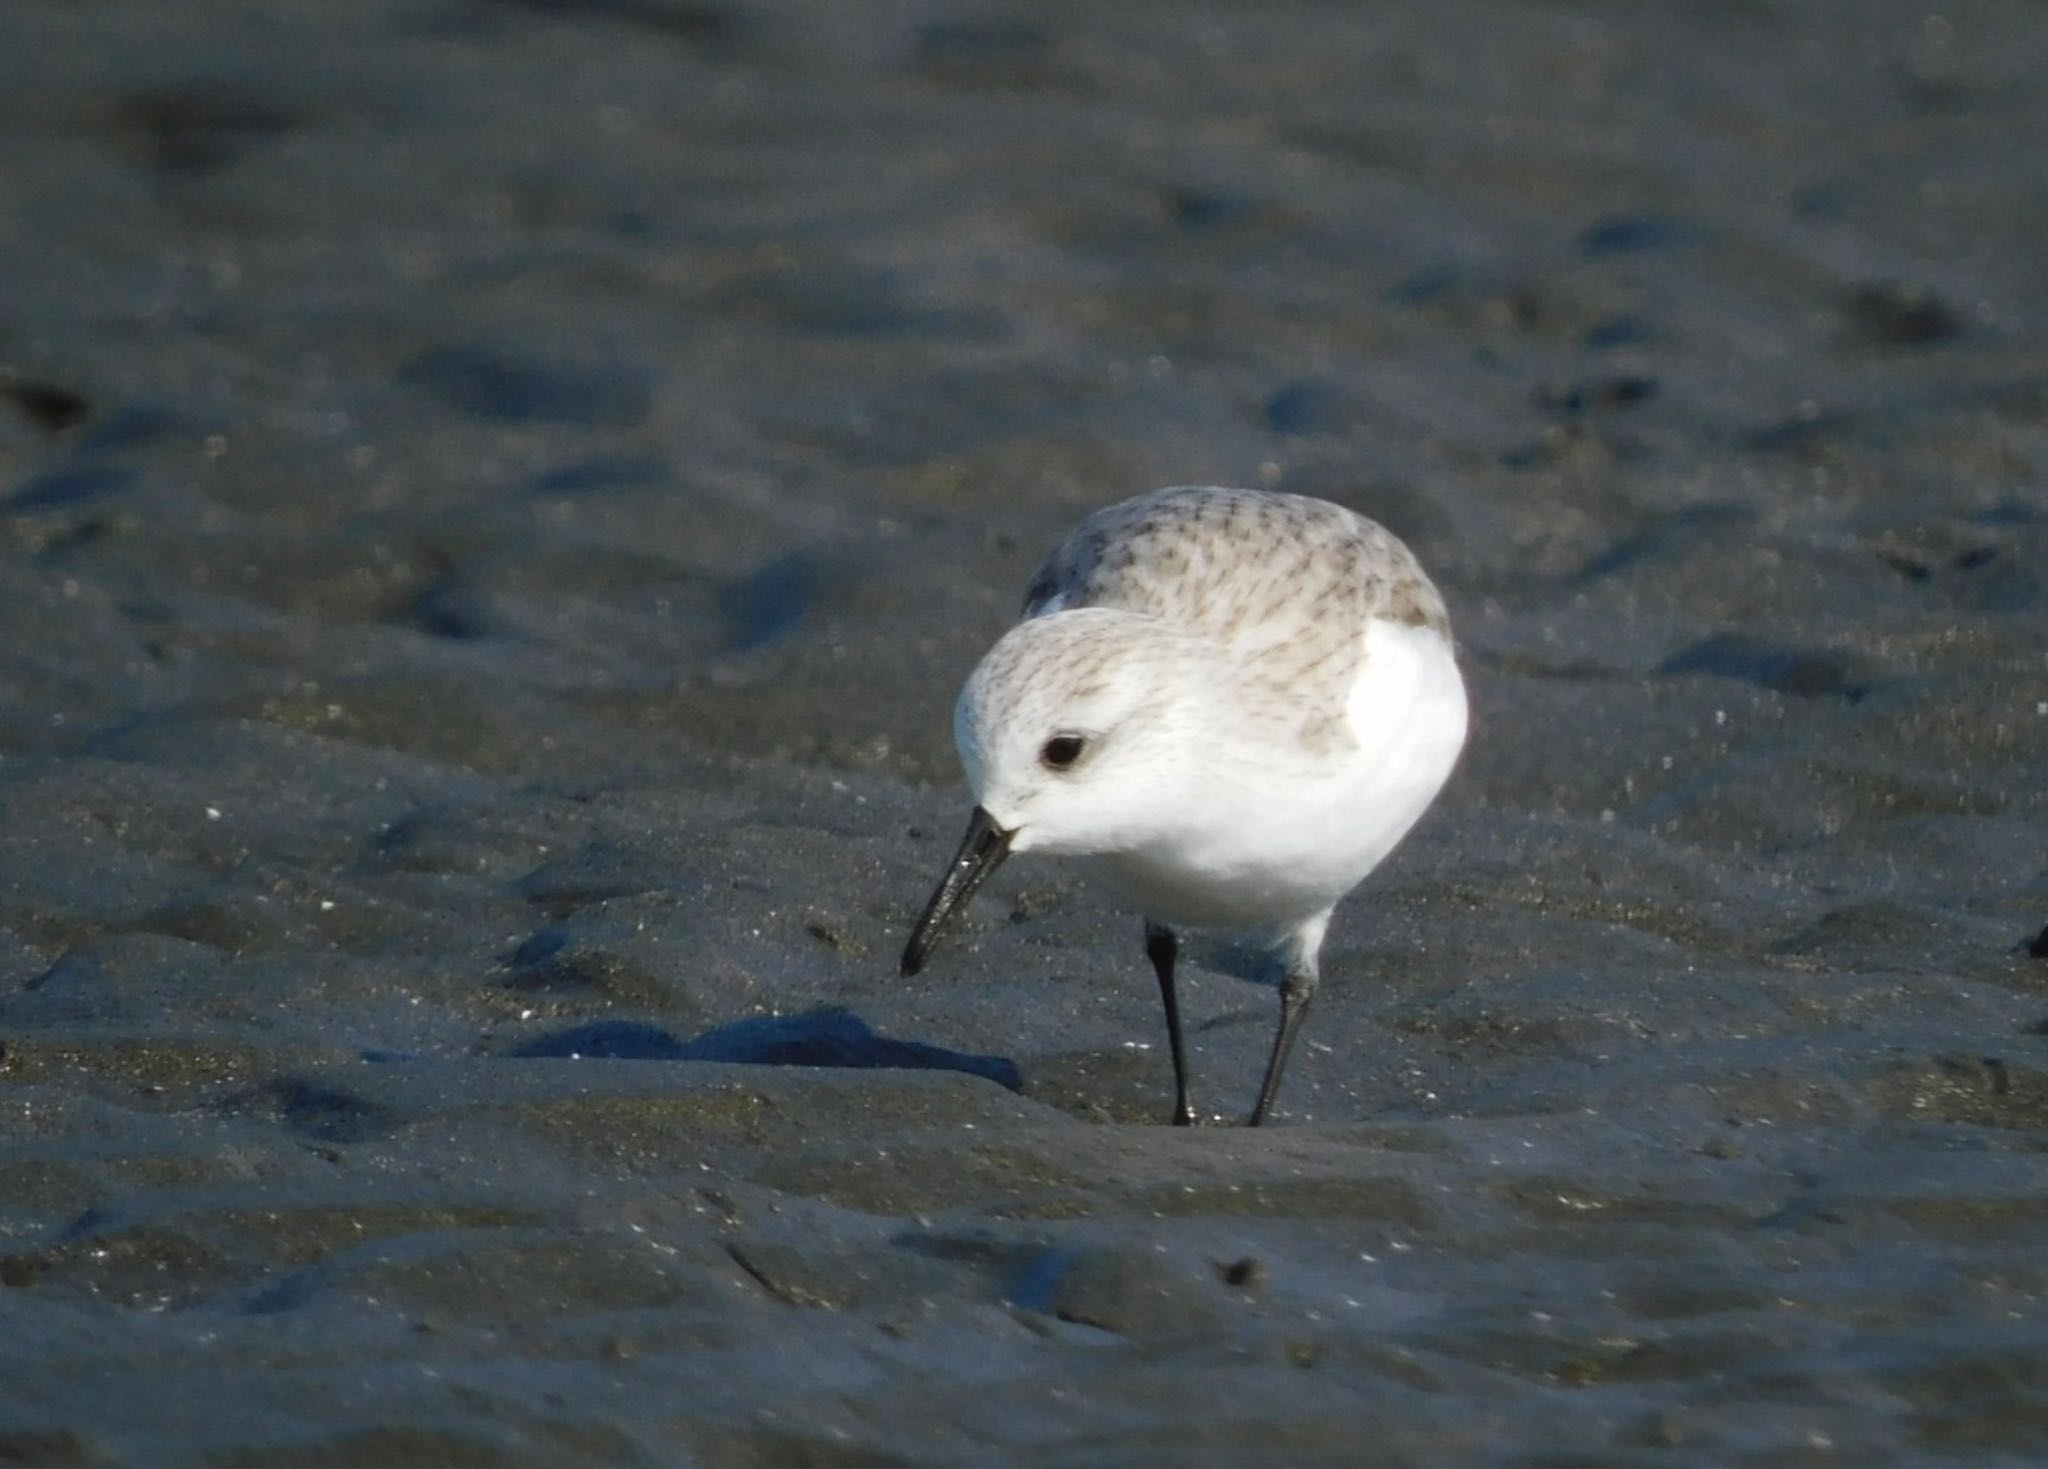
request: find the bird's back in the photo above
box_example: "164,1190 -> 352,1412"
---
1021,487 -> 1449,753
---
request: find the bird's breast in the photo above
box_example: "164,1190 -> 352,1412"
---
1086,616 -> 1467,932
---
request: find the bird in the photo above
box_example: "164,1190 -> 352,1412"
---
900,486 -> 1467,1125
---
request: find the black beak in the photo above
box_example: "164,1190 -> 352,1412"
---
901,806 -> 1014,976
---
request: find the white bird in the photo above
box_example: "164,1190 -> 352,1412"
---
902,486 -> 1467,1125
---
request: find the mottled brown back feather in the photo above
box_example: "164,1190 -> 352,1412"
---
1022,488 -> 1450,753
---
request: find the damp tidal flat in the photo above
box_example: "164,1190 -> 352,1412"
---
1,1 -> 2046,1463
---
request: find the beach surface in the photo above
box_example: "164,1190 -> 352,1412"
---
2,1 -> 2046,1463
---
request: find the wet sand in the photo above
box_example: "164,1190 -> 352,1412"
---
2,0 -> 2046,1463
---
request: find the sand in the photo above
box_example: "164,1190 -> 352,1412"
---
2,0 -> 2045,1463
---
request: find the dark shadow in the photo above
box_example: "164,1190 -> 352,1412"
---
1262,378 -> 1350,437
409,578 -> 497,640
0,375 -> 92,433
1845,281 -> 1961,348
1193,934 -> 1281,989
1578,212 -> 1698,257
115,89 -> 302,175
6,463 -> 135,512
1534,374 -> 1658,419
510,1006 -> 1023,1091
1570,503 -> 1751,586
725,262 -> 992,341
1743,408 -> 1862,456
719,552 -> 816,652
1973,501 -> 2039,527
79,402 -> 203,452
475,0 -> 750,52
527,453 -> 670,497
1658,632 -> 1873,701
399,345 -> 652,427
915,18 -> 1055,88
1582,315 -> 1655,349
1165,186 -> 1259,237
514,1020 -> 685,1059
222,1077 -> 400,1145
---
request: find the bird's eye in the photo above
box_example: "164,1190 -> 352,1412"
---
1040,734 -> 1086,770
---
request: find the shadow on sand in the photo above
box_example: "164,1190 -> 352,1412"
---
510,1005 -> 1023,1091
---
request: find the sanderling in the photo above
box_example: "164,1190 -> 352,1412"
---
901,486 -> 1468,1125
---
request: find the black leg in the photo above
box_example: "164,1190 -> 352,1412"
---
1144,921 -> 1196,1126
1248,963 -> 1318,1126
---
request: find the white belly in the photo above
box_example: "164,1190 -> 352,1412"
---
1091,618 -> 1467,930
